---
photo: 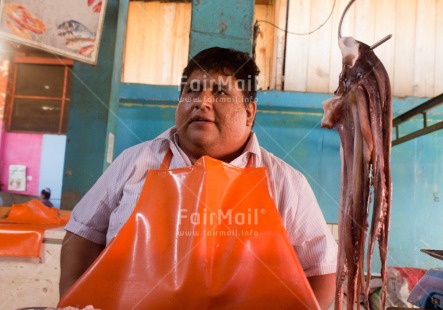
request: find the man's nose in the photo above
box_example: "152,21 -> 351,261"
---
194,89 -> 213,109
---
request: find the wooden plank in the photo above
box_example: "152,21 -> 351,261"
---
269,0 -> 287,90
373,0 -> 396,93
12,56 -> 73,66
174,3 -> 192,80
136,1 -> 159,83
413,0 -> 436,97
123,2 -> 191,85
122,1 -> 146,83
326,0 -> 340,93
392,0 -> 416,97
306,0 -> 333,93
353,0 -> 375,45
255,0 -> 272,4
159,3 -> 191,84
284,0 -> 311,92
254,4 -> 275,90
337,0 -> 356,44
433,0 -> 443,95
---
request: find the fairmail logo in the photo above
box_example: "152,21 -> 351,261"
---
179,208 -> 264,226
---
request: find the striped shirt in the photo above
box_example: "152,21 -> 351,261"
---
66,127 -> 337,277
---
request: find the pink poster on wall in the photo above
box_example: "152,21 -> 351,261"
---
0,0 -> 107,64
8,164 -> 26,191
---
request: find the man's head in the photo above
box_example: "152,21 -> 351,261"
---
180,47 -> 259,104
176,47 -> 259,163
41,187 -> 51,200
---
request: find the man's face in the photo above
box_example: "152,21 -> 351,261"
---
175,70 -> 256,162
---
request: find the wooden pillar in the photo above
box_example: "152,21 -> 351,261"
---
61,0 -> 129,209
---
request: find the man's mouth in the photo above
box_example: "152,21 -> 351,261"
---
190,116 -> 214,123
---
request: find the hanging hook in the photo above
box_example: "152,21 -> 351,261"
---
338,0 -> 356,39
369,34 -> 392,50
338,0 -> 392,49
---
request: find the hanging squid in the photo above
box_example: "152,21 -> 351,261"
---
321,1 -> 393,309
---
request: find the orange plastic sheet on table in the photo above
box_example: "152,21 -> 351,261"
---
59,156 -> 320,310
0,199 -> 69,257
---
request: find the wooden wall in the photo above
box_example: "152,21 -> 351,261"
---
122,2 -> 273,88
254,4 -> 275,90
123,0 -> 443,99
123,2 -> 191,85
284,0 -> 443,98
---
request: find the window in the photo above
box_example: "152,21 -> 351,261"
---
5,55 -> 73,134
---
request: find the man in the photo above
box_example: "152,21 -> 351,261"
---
40,187 -> 54,207
60,47 -> 337,309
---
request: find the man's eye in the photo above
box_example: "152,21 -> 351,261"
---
214,89 -> 227,95
186,86 -> 201,93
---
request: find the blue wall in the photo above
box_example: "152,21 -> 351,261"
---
39,135 -> 67,209
116,87 -> 443,271
390,132 -> 443,269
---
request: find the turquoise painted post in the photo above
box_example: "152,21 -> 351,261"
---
189,0 -> 255,58
103,0 -> 130,171
61,0 -> 129,210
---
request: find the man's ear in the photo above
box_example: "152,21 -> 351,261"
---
246,101 -> 257,127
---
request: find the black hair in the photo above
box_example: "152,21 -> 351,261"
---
180,47 -> 260,104
41,189 -> 51,199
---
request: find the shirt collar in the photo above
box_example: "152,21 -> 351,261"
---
154,127 -> 262,167
153,127 -> 177,142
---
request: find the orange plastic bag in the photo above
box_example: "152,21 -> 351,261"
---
0,223 -> 44,257
59,156 -> 319,309
5,199 -> 68,225
0,199 -> 69,257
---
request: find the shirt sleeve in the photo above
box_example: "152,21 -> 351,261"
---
290,175 -> 338,277
64,149 -> 134,245
267,155 -> 338,277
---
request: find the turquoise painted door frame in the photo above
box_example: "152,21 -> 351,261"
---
189,0 -> 255,58
61,0 -> 129,209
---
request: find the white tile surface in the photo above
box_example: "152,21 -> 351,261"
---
0,228 -> 65,309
